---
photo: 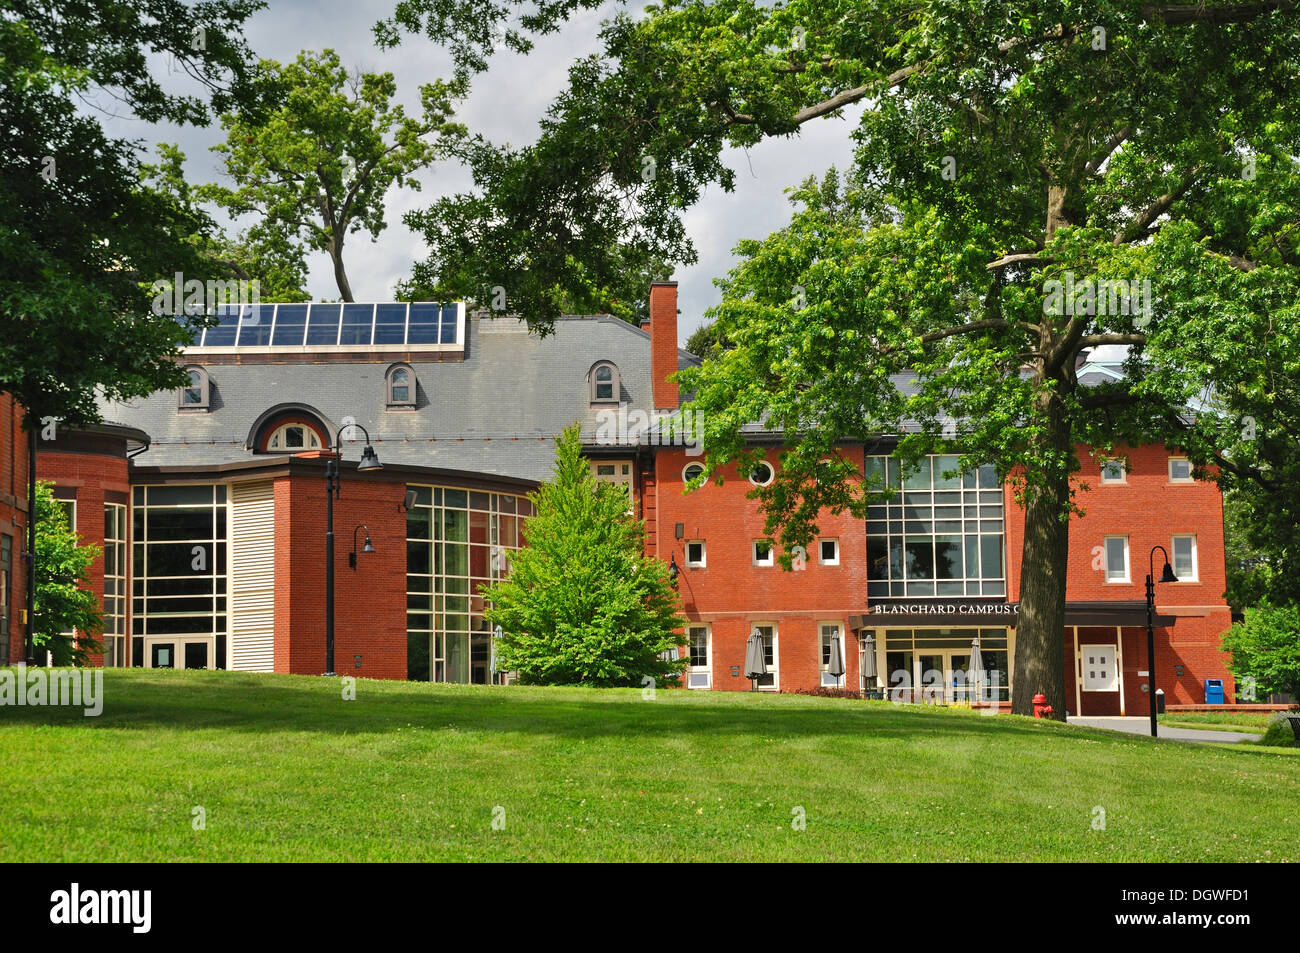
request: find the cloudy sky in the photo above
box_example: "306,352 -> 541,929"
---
99,0 -> 861,346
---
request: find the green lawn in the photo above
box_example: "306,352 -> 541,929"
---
1159,711 -> 1282,733
2,669 -> 1297,862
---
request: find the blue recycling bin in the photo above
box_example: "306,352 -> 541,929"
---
1204,678 -> 1225,705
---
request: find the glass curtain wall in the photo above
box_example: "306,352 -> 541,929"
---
406,486 -> 533,683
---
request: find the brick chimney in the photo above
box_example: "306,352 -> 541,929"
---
648,281 -> 679,410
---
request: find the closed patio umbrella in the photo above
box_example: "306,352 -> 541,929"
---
744,629 -> 767,692
828,631 -> 845,688
968,636 -> 984,707
861,632 -> 878,688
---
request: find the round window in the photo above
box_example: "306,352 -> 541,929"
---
749,461 -> 774,486
682,463 -> 705,483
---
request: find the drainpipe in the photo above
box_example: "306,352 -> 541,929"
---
23,414 -> 36,664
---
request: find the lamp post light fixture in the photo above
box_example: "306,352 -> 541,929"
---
1145,544 -> 1178,738
325,424 -> 382,676
668,553 -> 679,587
348,524 -> 375,570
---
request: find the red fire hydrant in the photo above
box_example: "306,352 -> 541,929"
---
1032,693 -> 1054,718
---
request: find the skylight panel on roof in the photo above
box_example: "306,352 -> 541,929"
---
305,303 -> 342,345
339,303 -> 375,346
186,302 -> 462,349
236,303 -> 273,346
374,303 -> 407,344
407,303 -> 439,344
271,303 -> 308,346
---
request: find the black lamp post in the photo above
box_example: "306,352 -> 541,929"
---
325,425 -> 381,675
1145,545 -> 1178,737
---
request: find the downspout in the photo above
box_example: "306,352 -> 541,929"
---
23,414 -> 36,663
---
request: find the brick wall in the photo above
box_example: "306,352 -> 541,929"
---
274,469 -> 409,679
1007,442 -> 1235,707
1,394 -> 28,663
35,435 -> 132,667
652,446 -> 867,693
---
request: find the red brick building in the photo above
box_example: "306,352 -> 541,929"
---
1,393 -> 29,666
21,287 -> 1237,710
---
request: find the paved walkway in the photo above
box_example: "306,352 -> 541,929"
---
1068,715 -> 1262,745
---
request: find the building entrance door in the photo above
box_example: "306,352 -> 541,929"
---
147,639 -> 213,670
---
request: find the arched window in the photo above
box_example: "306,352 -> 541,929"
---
178,366 -> 210,411
266,422 -> 323,452
590,361 -> 619,403
387,364 -> 416,408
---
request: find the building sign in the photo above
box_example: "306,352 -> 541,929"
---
869,602 -> 1019,617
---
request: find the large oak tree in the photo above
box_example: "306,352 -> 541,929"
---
387,1 -> 1300,717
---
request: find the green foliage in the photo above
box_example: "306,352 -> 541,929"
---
1257,714 -> 1299,749
387,1 -> 1300,716
1221,604 -> 1300,702
141,143 -> 310,302
32,482 -> 103,666
684,320 -> 733,360
481,425 -> 686,686
200,49 -> 467,302
0,1 -> 263,429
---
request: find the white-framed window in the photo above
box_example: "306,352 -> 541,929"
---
682,462 -> 705,483
179,365 -> 210,411
1100,458 -> 1127,484
1168,457 -> 1193,482
685,540 -> 706,568
687,625 -> 711,689
749,461 -> 774,486
590,460 -> 634,511
819,622 -> 844,687
754,623 -> 778,691
266,422 -> 323,452
590,361 -> 620,403
1171,534 -> 1197,581
386,363 -> 416,408
752,540 -> 774,567
1104,535 -> 1130,582
103,503 -> 128,667
819,538 -> 839,566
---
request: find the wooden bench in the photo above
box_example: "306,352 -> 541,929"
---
1287,713 -> 1300,742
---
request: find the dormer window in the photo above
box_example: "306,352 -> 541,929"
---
265,422 -> 323,452
178,366 -> 210,411
386,363 -> 416,409
590,361 -> 619,403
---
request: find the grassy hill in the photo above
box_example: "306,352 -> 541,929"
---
1,668 -> 1296,862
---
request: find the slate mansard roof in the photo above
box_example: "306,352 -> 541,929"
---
100,310 -> 700,484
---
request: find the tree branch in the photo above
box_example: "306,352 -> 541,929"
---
1079,333 -> 1148,348
1085,125 -> 1132,174
987,251 -> 1052,270
1113,168 -> 1202,244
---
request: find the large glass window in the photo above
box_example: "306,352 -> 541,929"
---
103,504 -> 127,666
882,628 -> 1011,703
406,486 -> 533,684
131,484 -> 228,667
866,454 -> 1004,597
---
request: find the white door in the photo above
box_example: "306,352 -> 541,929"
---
1081,645 -> 1118,692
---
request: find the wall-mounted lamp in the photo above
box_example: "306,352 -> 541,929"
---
668,553 -> 679,587
349,524 -> 375,570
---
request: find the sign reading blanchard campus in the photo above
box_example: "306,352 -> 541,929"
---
868,602 -> 1020,617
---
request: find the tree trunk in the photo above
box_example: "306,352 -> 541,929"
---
329,239 -> 354,302
1010,386 -> 1072,720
